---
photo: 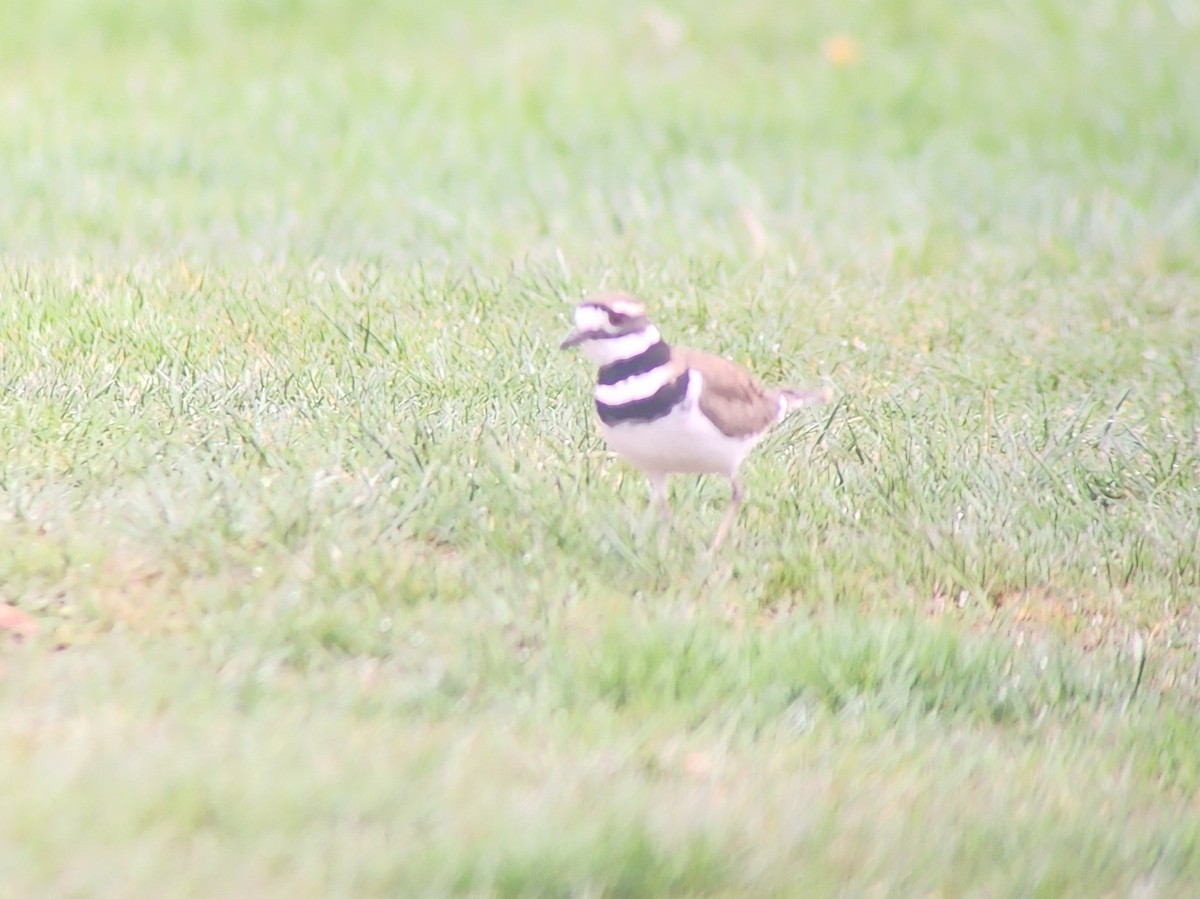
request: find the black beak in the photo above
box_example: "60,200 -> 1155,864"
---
559,329 -> 586,350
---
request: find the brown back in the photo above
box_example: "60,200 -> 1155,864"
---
678,348 -> 781,438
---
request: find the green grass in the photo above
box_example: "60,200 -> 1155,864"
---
2,0 -> 1199,895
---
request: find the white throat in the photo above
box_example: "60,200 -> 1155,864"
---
580,325 -> 661,367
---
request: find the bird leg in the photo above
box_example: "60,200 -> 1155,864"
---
647,473 -> 671,520
709,477 -> 744,552
642,473 -> 672,554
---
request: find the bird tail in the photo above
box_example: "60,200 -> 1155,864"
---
780,384 -> 833,413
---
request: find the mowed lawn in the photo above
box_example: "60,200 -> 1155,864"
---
2,0 -> 1199,895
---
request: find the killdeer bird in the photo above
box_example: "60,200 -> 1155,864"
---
560,292 -> 830,550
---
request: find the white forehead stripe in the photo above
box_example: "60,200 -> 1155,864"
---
573,304 -> 610,331
608,298 -> 645,317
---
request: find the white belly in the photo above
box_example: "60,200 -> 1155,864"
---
596,375 -> 766,477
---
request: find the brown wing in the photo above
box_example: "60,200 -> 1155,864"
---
678,348 -> 782,438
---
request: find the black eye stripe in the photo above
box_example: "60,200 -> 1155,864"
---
581,303 -> 629,326
580,302 -> 646,330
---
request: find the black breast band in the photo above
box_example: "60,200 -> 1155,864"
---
597,341 -> 671,386
596,371 -> 690,425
